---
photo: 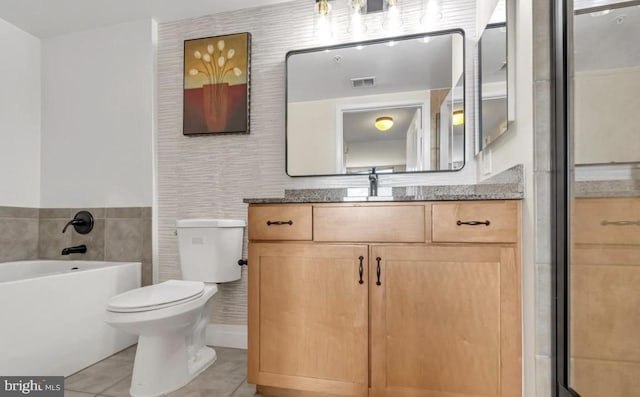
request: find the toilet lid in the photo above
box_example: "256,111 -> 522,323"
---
107,280 -> 205,313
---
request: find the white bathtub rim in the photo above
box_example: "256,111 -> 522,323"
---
0,260 -> 141,285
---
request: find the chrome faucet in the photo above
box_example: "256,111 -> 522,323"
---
369,168 -> 378,197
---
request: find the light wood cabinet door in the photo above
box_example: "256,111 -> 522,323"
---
570,246 -> 640,397
369,245 -> 521,397
248,243 -> 369,397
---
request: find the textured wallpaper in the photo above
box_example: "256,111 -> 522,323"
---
157,0 -> 478,325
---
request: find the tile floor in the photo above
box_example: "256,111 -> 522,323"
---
64,345 -> 258,397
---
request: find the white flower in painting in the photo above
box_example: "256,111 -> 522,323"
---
227,49 -> 235,59
207,44 -> 214,54
233,67 -> 242,77
217,40 -> 225,51
189,68 -> 199,76
218,56 -> 225,67
194,50 -> 202,59
203,53 -> 211,62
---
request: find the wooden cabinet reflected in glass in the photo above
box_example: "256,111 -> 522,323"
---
569,197 -> 640,396
569,3 -> 640,396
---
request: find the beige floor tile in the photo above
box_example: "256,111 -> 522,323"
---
98,375 -> 131,397
69,345 -> 248,397
230,380 -> 259,397
167,347 -> 246,397
64,391 -> 95,397
110,345 -> 137,362
65,355 -> 133,394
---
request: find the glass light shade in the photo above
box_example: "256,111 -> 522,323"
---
420,0 -> 443,26
314,0 -> 333,41
375,116 -> 394,131
382,0 -> 403,34
348,0 -> 367,38
452,110 -> 464,126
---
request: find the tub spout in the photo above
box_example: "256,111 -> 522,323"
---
61,245 -> 87,255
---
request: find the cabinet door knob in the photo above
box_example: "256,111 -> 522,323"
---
266,220 -> 293,226
358,256 -> 364,284
457,220 -> 491,226
376,257 -> 382,286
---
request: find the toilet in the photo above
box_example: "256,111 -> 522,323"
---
105,219 -> 245,397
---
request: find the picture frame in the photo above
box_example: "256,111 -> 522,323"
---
183,32 -> 251,135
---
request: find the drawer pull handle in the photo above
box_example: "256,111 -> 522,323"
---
358,256 -> 364,284
601,220 -> 640,226
457,220 -> 491,226
376,257 -> 382,286
266,220 -> 293,226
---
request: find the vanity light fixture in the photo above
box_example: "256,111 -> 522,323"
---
375,116 -> 394,131
348,0 -> 367,38
420,0 -> 443,26
452,110 -> 464,126
312,0 -> 412,37
314,0 -> 334,41
383,0 -> 403,34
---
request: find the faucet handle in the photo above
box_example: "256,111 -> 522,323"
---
62,211 -> 94,234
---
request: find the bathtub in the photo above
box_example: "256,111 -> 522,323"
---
0,260 -> 140,376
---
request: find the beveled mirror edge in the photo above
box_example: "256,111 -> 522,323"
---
476,0 -> 515,155
285,28 -> 467,178
478,21 -> 508,153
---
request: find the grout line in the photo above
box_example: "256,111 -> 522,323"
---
228,377 -> 249,397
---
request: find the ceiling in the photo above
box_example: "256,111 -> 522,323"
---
574,3 -> 640,71
0,0 -> 291,38
288,33 -> 456,102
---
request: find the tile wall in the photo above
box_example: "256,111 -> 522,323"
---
0,206 -> 39,262
532,0 -> 553,396
39,207 -> 153,285
0,206 -> 152,286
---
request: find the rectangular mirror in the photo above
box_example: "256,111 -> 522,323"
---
478,2 -> 508,151
573,2 -> 640,165
286,30 -> 465,177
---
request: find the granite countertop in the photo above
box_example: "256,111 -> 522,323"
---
574,179 -> 640,198
244,165 -> 525,204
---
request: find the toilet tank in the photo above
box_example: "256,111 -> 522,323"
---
176,219 -> 245,283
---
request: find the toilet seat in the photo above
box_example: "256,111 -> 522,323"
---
107,280 -> 205,313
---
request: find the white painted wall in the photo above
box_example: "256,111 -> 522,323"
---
40,19 -> 154,208
476,1 -> 535,397
287,90 -> 429,175
574,66 -> 640,164
346,139 -> 406,169
0,18 -> 41,207
476,0 -> 500,37
287,100 -> 337,175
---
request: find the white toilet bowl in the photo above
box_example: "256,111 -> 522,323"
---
105,280 -> 218,397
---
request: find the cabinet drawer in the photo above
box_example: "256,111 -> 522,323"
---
432,201 -> 518,243
573,198 -> 640,245
248,205 -> 312,241
314,205 -> 426,242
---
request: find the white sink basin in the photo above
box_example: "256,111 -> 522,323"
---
344,187 -> 393,201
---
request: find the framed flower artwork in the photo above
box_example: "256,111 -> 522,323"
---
183,32 -> 251,135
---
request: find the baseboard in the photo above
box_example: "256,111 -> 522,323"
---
206,324 -> 247,349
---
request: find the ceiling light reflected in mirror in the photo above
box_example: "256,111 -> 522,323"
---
375,116 -> 394,131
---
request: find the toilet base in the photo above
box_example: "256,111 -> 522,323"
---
129,335 -> 217,397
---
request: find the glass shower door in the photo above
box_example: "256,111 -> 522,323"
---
568,1 -> 640,396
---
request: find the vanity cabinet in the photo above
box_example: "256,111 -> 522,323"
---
247,200 -> 522,397
570,197 -> 640,396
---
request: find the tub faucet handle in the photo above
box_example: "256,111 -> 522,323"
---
62,211 -> 94,234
